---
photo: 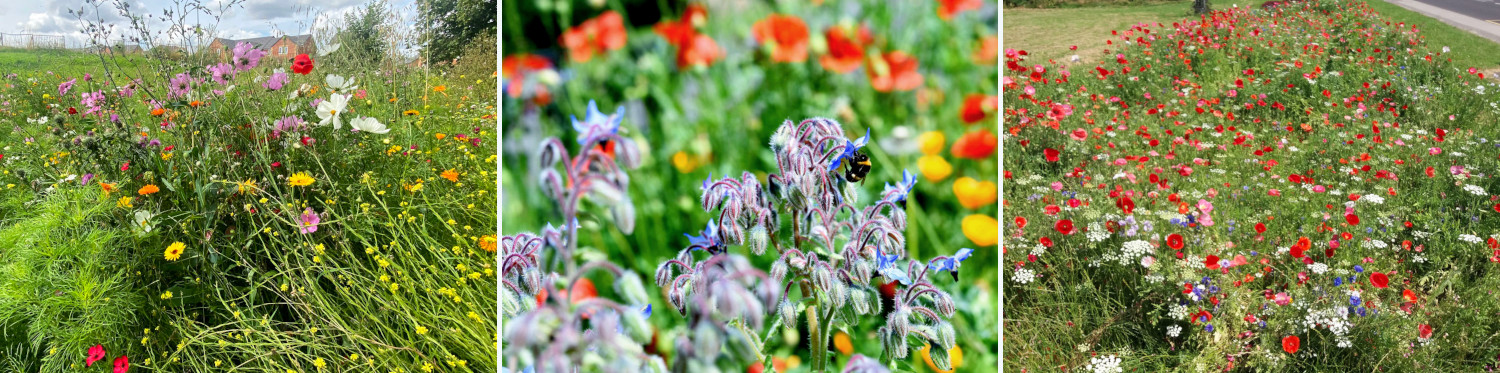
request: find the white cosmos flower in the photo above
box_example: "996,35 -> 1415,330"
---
325,74 -> 357,93
316,93 -> 350,129
349,116 -> 389,134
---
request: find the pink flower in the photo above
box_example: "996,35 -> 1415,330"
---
114,355 -> 130,373
1273,292 -> 1291,306
298,208 -> 320,234
1430,147 -> 1442,156
1312,185 -> 1326,193
1051,182 -> 1064,191
1268,189 -> 1281,196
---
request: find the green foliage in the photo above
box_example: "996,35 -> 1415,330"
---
421,0 -> 497,63
341,0 -> 394,61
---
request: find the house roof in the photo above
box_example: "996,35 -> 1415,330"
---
215,34 -> 313,50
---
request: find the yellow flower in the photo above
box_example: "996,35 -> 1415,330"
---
289,172 -> 315,187
952,177 -> 998,209
441,169 -> 460,182
479,235 -> 497,252
117,196 -> 134,208
961,214 -> 998,247
160,290 -> 173,300
672,151 -> 700,173
416,325 -> 428,335
164,242 -> 186,261
314,358 -> 326,369
237,180 -> 258,194
403,110 -> 420,116
917,155 -> 953,182
918,131 -> 946,155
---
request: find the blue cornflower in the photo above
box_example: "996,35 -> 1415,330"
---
570,100 -> 624,145
1333,277 -> 1343,286
643,304 -> 652,317
882,169 -> 918,203
877,251 -> 913,285
1204,323 -> 1214,332
1357,307 -> 1367,317
927,248 -> 974,282
684,219 -> 721,251
1350,296 -> 1362,307
827,128 -> 871,172
1354,265 -> 1364,273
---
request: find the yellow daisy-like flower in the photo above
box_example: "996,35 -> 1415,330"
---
117,196 -> 134,208
441,169 -> 460,182
288,172 -> 315,187
164,242 -> 186,261
403,110 -> 420,116
237,180 -> 258,194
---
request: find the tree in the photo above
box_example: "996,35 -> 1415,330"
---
1193,0 -> 1212,15
419,0 -> 495,64
337,0 -> 393,61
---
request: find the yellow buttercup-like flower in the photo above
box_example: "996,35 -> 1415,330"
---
288,172 -> 315,187
952,177 -> 998,209
918,131 -> 946,155
917,155 -> 953,182
961,214 -> 998,247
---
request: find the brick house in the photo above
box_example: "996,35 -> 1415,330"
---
208,34 -> 315,61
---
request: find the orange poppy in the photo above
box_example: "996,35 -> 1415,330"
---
821,25 -> 872,73
654,4 -> 708,47
752,14 -> 810,63
937,0 -> 983,20
560,11 -> 627,63
960,94 -> 998,124
501,54 -> 553,98
676,34 -> 723,69
974,35 -> 998,65
866,51 -> 923,92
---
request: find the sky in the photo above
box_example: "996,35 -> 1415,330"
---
0,0 -> 418,49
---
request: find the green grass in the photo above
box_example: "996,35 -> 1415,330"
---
0,48 -> 148,75
1363,0 -> 1500,69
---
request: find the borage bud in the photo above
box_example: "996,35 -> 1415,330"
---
616,272 -> 649,306
693,323 -> 723,360
778,299 -> 798,329
928,342 -> 953,371
843,181 -> 861,206
890,208 -> 908,231
748,225 -> 769,255
851,287 -> 870,315
769,258 -> 789,284
936,321 -> 956,352
623,307 -> 652,343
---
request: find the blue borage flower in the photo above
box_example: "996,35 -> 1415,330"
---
570,100 -> 624,145
684,219 -> 722,251
826,128 -> 871,172
876,251 -> 912,285
927,248 -> 973,282
881,169 -> 918,203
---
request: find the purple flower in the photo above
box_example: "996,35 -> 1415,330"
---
298,208 -> 320,234
58,79 -> 76,96
81,90 -> 105,115
80,173 -> 93,185
273,116 -> 305,138
83,73 -> 92,82
208,63 -> 235,85
231,42 -> 266,71
168,73 -> 195,99
263,71 -> 289,91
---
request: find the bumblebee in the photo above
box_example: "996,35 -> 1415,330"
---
843,150 -> 872,183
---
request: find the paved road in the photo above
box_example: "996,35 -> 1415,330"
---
1386,0 -> 1500,45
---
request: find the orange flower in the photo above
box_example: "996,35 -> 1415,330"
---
953,177 -> 998,209
100,182 -> 116,194
951,129 -> 997,160
960,94 -> 998,124
150,108 -> 165,116
441,169 -> 460,182
937,0 -> 982,20
138,184 -> 160,195
866,51 -> 923,92
653,6 -> 705,47
974,35 -> 998,65
752,14 -> 810,63
820,25 -> 871,73
676,34 -> 723,69
560,11 -> 627,63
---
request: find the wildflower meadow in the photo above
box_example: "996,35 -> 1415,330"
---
1005,0 -> 1500,371
0,0 -> 497,372
500,0 -> 1000,372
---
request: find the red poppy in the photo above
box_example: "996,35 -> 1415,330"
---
1403,289 -> 1419,302
821,25 -> 872,73
937,0 -> 982,20
1167,233 -> 1184,250
1345,214 -> 1360,226
1055,219 -> 1075,235
1418,324 -> 1434,339
1254,222 -> 1267,234
560,11 -> 628,63
960,94 -> 998,124
291,54 -> 314,75
952,129 -> 997,159
1370,272 -> 1389,288
1116,196 -> 1135,214
86,344 -> 106,367
1039,236 -> 1054,247
1206,254 -> 1221,270
676,34 -> 723,68
654,20 -> 697,46
1282,335 -> 1300,354
114,355 -> 130,373
752,14 -> 810,63
1015,216 -> 1028,229
1290,244 -> 1306,259
1044,148 -> 1060,162
866,51 -> 923,92
501,54 -> 554,100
